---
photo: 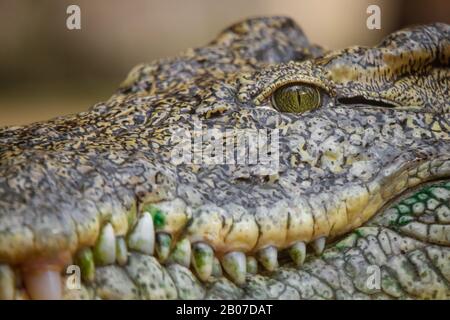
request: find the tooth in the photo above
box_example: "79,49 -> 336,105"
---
75,248 -> 95,283
23,268 -> 62,300
0,264 -> 15,300
168,238 -> 191,267
289,241 -> 306,266
116,237 -> 128,266
312,237 -> 326,255
257,246 -> 278,271
155,233 -> 172,263
93,223 -> 116,265
191,242 -> 214,281
127,212 -> 155,255
221,251 -> 246,285
246,256 -> 258,275
212,257 -> 223,277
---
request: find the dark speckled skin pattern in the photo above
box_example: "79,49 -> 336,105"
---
0,17 -> 449,299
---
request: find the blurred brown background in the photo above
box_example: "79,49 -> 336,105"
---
0,0 -> 448,126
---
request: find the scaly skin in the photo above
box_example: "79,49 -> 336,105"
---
0,17 -> 449,299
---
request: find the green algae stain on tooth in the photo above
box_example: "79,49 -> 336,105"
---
143,204 -> 166,229
93,223 -> 116,266
116,237 -> 128,266
0,264 -> 15,300
127,212 -> 155,255
156,233 -> 171,262
221,251 -> 246,285
192,242 -> 214,281
168,238 -> 191,267
246,256 -> 258,275
212,257 -> 223,277
289,241 -> 306,266
75,248 -> 95,283
257,246 -> 278,271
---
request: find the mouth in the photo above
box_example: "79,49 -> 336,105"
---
0,149 -> 448,299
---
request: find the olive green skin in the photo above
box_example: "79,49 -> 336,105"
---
0,17 -> 449,299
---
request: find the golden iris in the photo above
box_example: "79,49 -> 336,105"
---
271,84 -> 321,113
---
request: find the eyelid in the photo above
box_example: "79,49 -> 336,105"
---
253,77 -> 333,105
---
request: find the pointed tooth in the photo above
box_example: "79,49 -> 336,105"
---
256,246 -> 278,271
221,251 -> 246,285
155,233 -> 172,263
168,238 -> 191,267
289,241 -> 306,266
312,237 -> 326,255
23,268 -> 62,300
212,257 -> 223,277
75,248 -> 95,283
127,212 -> 155,255
116,237 -> 128,266
191,242 -> 214,281
93,223 -> 116,265
246,256 -> 258,275
0,264 -> 15,300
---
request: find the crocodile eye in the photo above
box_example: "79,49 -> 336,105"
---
271,84 -> 321,113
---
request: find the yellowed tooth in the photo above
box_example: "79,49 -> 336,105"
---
0,264 -> 15,300
127,212 -> 155,255
23,267 -> 62,300
168,238 -> 191,268
311,237 -> 326,255
93,223 -> 116,265
155,233 -> 172,263
221,251 -> 246,285
116,237 -> 128,266
256,246 -> 278,271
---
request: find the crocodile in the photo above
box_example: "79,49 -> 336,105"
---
0,17 -> 449,300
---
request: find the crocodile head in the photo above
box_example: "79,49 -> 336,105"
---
0,17 -> 449,300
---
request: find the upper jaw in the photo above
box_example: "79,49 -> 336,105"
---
0,95 -> 448,265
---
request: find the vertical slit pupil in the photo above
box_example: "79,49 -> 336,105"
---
272,84 -> 320,113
